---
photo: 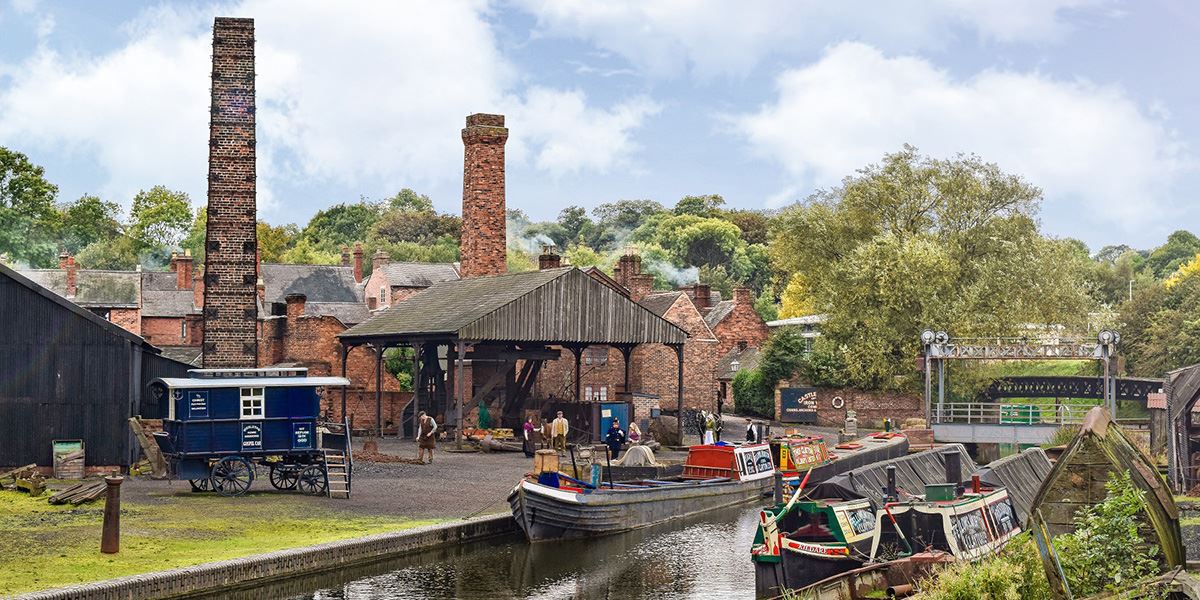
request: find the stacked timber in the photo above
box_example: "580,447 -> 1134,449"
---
48,479 -> 107,505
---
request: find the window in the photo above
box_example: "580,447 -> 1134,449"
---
379,286 -> 387,304
240,387 -> 264,419
583,346 -> 608,365
180,320 -> 188,340
584,386 -> 608,402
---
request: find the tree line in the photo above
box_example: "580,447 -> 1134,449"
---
3,144 -> 1196,395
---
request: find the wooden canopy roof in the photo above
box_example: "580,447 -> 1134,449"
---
338,267 -> 688,346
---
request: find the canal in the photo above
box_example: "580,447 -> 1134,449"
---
195,505 -> 762,599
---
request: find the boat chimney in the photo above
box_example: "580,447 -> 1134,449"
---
971,474 -> 982,494
885,465 -> 897,502
943,449 -> 961,485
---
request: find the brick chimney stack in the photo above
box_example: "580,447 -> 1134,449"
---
340,246 -> 351,267
353,243 -> 364,283
172,250 -> 194,290
60,252 -> 77,298
193,267 -> 204,311
285,293 -> 306,321
538,245 -> 561,270
692,283 -> 711,312
372,249 -> 388,272
614,252 -> 641,289
460,113 -> 508,278
202,17 -> 259,367
733,287 -> 753,306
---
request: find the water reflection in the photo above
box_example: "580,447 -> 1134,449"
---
193,505 -> 761,600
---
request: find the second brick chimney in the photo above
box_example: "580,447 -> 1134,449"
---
460,113 -> 508,278
692,283 -> 711,312
60,252 -> 78,298
340,246 -> 351,267
733,287 -> 753,306
172,250 -> 194,290
285,293 -> 306,321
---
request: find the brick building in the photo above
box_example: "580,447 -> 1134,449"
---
362,250 -> 460,309
19,254 -> 142,335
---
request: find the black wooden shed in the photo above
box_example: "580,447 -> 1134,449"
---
0,263 -> 190,468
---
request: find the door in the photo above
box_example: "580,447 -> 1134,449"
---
599,402 -> 630,437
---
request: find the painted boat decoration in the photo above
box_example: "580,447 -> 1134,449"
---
509,443 -> 775,542
771,432 -> 910,495
751,497 -> 877,594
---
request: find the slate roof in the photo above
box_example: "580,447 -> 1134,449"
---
341,267 -> 687,345
261,264 -> 363,304
159,346 -> 203,366
716,346 -> 760,380
141,271 -> 180,292
19,269 -> 140,307
703,300 -> 735,329
1169,364 -> 1200,416
306,302 -> 372,326
141,290 -> 198,317
380,262 -> 460,287
2,263 -> 154,348
639,291 -> 683,317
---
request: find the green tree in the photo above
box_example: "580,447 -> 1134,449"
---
180,208 -> 208,264
279,238 -> 340,265
257,222 -> 299,263
593,199 -> 665,232
722,209 -> 771,245
75,235 -> 140,269
129,186 -> 192,250
369,210 -> 460,246
673,194 -> 725,217
0,147 -> 60,266
1144,230 -> 1200,278
557,206 -> 590,242
59,195 -> 121,255
300,201 -> 385,251
386,188 -> 435,213
771,146 -> 1089,390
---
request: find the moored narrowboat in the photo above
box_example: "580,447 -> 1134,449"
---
508,443 -> 775,542
772,432 -> 909,495
751,497 -> 877,595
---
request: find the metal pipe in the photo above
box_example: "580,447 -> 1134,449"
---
943,448 -> 961,485
888,584 -> 915,598
886,465 -> 897,501
972,474 -> 982,494
773,471 -> 783,505
101,476 -> 123,554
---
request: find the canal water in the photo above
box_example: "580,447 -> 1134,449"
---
197,504 -> 762,599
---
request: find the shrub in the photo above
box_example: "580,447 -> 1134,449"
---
917,534 -> 1049,600
732,369 -> 773,418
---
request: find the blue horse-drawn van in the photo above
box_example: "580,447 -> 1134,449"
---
149,367 -> 352,498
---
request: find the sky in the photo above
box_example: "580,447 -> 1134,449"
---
0,0 -> 1196,251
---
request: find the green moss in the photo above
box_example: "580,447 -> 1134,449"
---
0,489 -> 436,595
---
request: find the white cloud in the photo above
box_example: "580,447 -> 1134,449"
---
507,88 -> 660,176
0,1 -> 658,217
516,0 -> 1115,78
728,42 -> 1190,228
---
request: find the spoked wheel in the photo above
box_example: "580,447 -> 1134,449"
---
211,456 -> 254,497
189,478 -> 212,492
269,464 -> 300,490
297,465 -> 327,496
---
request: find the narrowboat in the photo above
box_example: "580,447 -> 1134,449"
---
772,432 -> 909,495
751,497 -> 877,593
508,443 -> 775,542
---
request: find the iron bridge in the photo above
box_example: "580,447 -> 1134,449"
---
983,376 -> 1163,402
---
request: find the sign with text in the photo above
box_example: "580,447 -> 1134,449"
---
240,423 -> 263,452
734,443 -> 776,482
780,387 -> 819,423
292,423 -> 313,450
187,391 -> 209,419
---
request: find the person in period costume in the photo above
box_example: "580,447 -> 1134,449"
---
702,411 -> 717,445
628,421 -> 642,445
551,411 -> 569,454
605,418 -> 627,461
416,411 -> 438,464
746,420 -> 758,444
540,417 -> 552,450
522,416 -> 536,458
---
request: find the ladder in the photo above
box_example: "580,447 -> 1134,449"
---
322,416 -> 353,499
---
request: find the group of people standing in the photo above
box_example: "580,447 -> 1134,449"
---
520,412 -> 642,461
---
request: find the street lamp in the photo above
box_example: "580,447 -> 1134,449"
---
730,359 -> 740,373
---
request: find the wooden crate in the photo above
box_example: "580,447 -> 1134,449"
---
52,439 -> 85,480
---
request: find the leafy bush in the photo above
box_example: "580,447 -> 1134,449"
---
1053,470 -> 1161,596
732,369 -> 773,418
917,534 -> 1049,600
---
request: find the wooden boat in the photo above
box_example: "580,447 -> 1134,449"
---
772,432 -> 909,495
509,443 -> 775,542
752,497 -> 877,594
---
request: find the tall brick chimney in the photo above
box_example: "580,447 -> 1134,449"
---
353,243 -> 364,283
285,293 -> 306,321
538,245 -> 561,270
193,267 -> 204,311
172,250 -> 194,290
460,113 -> 508,278
60,252 -> 77,298
202,17 -> 258,368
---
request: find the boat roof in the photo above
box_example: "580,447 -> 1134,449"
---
152,376 -> 352,389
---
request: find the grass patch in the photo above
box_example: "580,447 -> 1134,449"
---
0,486 -> 436,595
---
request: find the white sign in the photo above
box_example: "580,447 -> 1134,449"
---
734,443 -> 776,482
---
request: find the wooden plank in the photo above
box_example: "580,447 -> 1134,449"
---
128,417 -> 168,479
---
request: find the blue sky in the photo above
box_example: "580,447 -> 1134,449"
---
0,1 -> 1196,250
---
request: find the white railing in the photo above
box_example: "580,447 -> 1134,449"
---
933,402 -> 1090,426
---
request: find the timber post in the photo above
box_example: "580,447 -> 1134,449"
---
339,344 -> 349,423
375,345 -> 384,438
101,476 -> 123,554
674,344 -> 684,419
455,341 -> 466,451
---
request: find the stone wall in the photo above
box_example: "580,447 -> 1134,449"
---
459,113 -> 507,278
202,17 -> 258,367
774,386 -> 922,428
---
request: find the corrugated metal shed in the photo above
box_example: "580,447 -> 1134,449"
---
0,262 -> 189,466
340,267 -> 687,345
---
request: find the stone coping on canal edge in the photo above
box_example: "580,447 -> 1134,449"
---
15,514 -> 518,600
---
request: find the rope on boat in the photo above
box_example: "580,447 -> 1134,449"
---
461,494 -> 509,520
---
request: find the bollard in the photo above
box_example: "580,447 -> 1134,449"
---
101,475 -> 123,554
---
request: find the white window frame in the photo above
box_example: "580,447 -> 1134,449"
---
240,387 -> 265,419
180,320 -> 188,340
379,285 -> 387,304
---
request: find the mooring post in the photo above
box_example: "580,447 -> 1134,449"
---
773,471 -> 783,505
101,475 -> 123,553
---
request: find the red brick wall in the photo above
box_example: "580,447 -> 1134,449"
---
631,295 -> 720,413
363,266 -> 389,307
142,316 -> 192,346
109,308 -> 140,335
712,288 -> 769,358
773,386 -> 922,429
460,113 -> 508,278
202,17 -> 258,368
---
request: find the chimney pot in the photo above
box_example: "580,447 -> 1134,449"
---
538,245 -> 562,270
353,243 -> 364,283
733,287 -> 752,306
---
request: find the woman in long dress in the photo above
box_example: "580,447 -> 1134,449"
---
416,411 -> 437,464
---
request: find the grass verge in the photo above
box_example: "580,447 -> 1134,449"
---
0,484 -> 436,595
